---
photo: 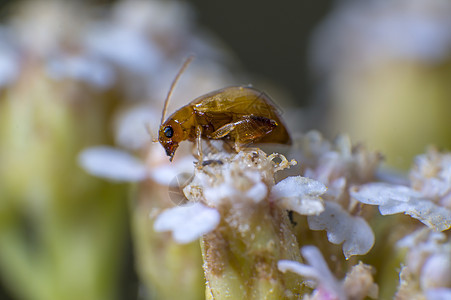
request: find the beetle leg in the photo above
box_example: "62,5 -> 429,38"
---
211,116 -> 277,151
195,125 -> 203,163
209,123 -> 237,139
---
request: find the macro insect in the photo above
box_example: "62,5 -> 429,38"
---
158,58 -> 291,162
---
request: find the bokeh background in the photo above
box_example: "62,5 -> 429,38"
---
0,0 -> 450,299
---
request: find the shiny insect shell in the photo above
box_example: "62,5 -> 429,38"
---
158,85 -> 291,161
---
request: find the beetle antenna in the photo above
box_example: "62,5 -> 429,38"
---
161,55 -> 194,125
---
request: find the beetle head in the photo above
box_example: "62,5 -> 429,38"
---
158,119 -> 183,161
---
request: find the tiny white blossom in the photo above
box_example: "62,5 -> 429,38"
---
351,183 -> 451,231
183,150 -> 287,208
291,132 -> 380,258
396,229 -> 451,298
311,0 -> 451,74
293,131 -> 381,204
0,31 -> 20,87
410,148 -> 451,207
79,145 -> 195,186
114,105 -> 159,150
308,201 -> 375,259
153,202 -> 220,244
278,246 -> 346,300
84,25 -> 163,76
201,169 -> 268,205
46,55 -> 115,88
270,176 -> 326,216
426,288 -> 451,300
78,146 -> 148,182
421,253 -> 451,290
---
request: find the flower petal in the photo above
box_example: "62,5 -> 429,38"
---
383,198 -> 451,232
426,288 -> 451,300
78,146 -> 148,181
351,183 -> 451,231
350,182 -> 421,205
277,260 -> 319,279
153,202 -> 220,244
278,246 -> 346,300
308,201 -> 375,258
271,176 -> 326,215
46,55 -> 114,88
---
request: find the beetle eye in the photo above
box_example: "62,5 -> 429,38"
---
164,126 -> 174,138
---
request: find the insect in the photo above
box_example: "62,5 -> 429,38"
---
158,58 -> 291,162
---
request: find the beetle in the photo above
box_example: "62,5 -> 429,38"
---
158,58 -> 291,162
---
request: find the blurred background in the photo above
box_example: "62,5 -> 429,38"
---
0,0 -> 450,299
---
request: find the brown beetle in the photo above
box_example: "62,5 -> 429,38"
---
158,58 -> 291,161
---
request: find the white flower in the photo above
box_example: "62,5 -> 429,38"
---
78,146 -> 149,182
308,201 -> 375,259
278,246 -> 378,300
153,202 -> 220,244
410,148 -> 451,208
199,168 -> 269,206
292,132 -> 380,258
114,105 -> 159,150
84,25 -> 164,76
278,246 -> 346,300
173,150 -> 307,241
397,229 -> 451,292
183,150 -> 326,216
46,54 -> 115,88
183,150 -> 293,206
11,1 -> 87,56
270,176 -> 326,216
311,0 -> 451,74
426,288 -> 451,300
0,30 -> 20,88
351,183 -> 451,231
293,131 -> 381,203
112,0 -> 193,36
78,145 -> 194,185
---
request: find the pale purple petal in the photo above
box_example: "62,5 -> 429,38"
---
301,246 -> 347,300
153,202 -> 220,244
426,288 -> 451,300
301,246 -> 337,286
308,201 -> 375,258
78,146 -> 148,181
278,260 -> 319,279
279,246 -> 346,300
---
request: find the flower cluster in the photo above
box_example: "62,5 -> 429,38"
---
351,147 -> 451,232
80,123 -> 451,299
395,228 -> 451,299
154,150 -> 323,243
291,131 -> 382,259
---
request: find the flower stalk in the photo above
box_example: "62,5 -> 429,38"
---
0,63 -> 128,300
